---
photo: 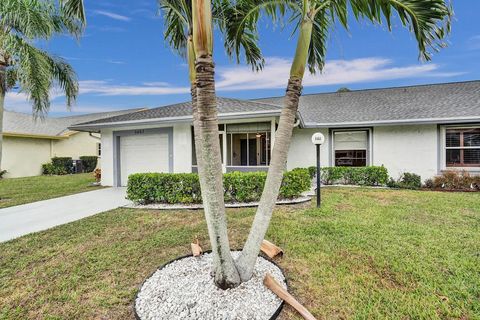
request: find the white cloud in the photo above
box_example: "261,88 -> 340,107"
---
93,10 -> 131,22
5,57 -> 462,113
215,57 -> 459,91
78,80 -> 190,96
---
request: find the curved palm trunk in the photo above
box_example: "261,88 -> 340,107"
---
236,17 -> 313,282
195,54 -> 240,289
192,0 -> 240,289
0,65 -> 6,171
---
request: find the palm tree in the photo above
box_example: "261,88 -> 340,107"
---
226,0 -> 453,282
159,0 -> 263,288
0,0 -> 86,172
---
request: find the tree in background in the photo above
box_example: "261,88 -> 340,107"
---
0,0 -> 86,172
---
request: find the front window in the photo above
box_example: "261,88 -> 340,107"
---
191,122 -> 271,169
446,128 -> 480,167
333,130 -> 368,167
226,123 -> 271,167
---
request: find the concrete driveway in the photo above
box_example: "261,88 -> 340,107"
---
0,187 -> 130,243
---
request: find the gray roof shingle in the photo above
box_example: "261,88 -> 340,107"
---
255,81 -> 480,127
4,108 -> 144,136
72,97 -> 282,127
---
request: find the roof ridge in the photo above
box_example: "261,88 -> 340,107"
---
253,79 -> 480,100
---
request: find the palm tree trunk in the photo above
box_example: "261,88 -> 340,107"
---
0,65 -> 6,171
192,0 -> 240,289
236,16 -> 313,282
195,54 -> 240,289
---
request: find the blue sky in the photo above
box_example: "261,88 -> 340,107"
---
6,0 -> 480,116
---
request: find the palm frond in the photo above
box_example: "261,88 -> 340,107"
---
2,33 -> 78,115
220,0 -> 299,71
159,0 -> 191,57
60,0 -> 86,26
346,0 -> 452,61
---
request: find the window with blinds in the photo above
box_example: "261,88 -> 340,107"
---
333,131 -> 368,167
446,128 -> 480,167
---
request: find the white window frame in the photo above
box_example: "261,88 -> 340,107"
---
439,125 -> 480,171
331,128 -> 372,167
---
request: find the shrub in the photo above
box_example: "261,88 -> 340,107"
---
0,169 -> 6,179
42,163 -> 67,175
93,168 -> 102,183
432,171 -> 479,191
80,156 -> 98,172
388,172 -> 422,190
307,166 -> 317,179
127,169 -> 311,204
280,168 -> 311,199
423,178 -> 434,189
319,166 -> 388,186
51,157 -> 73,173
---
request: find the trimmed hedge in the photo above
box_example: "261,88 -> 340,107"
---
42,163 -> 68,175
51,157 -> 73,173
306,166 -> 389,186
127,169 -> 310,204
80,156 -> 98,172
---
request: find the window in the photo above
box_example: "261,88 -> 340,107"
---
446,128 -> 480,167
97,143 -> 101,157
333,131 -> 368,167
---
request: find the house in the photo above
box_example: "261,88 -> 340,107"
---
2,108 -> 144,178
69,81 -> 480,187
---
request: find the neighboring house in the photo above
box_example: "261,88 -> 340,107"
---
3,109 -> 144,178
70,81 -> 480,187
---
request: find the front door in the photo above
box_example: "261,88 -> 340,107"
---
240,139 -> 257,166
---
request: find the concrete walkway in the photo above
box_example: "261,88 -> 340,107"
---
0,187 -> 130,243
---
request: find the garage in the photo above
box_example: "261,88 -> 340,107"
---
116,129 -> 172,186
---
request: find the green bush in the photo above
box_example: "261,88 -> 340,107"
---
127,169 -> 311,204
307,166 -> 317,179
280,168 -> 311,199
0,169 -> 6,179
51,157 -> 73,173
319,166 -> 388,186
80,156 -> 98,172
387,172 -> 422,190
42,163 -> 68,175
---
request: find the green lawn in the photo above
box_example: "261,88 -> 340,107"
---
0,173 -> 102,208
0,188 -> 479,319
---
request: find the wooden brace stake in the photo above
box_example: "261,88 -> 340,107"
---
264,273 -> 317,320
261,240 -> 284,259
191,239 -> 202,257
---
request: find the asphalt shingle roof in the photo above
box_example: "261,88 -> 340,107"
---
255,81 -> 480,126
74,97 -> 283,126
4,108 -> 144,136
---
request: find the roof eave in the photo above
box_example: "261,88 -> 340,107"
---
3,132 -> 68,140
69,110 -> 283,132
303,116 -> 480,128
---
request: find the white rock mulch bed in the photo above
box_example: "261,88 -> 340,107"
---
125,196 -> 311,210
135,251 -> 286,320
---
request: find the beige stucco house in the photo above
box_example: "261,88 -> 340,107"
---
2,109 -> 143,178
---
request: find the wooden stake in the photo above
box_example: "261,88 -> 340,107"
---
191,239 -> 202,257
261,240 -> 284,259
264,273 -> 317,320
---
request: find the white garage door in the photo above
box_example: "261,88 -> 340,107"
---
120,133 -> 169,186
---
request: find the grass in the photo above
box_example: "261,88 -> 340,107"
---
0,173 -> 102,208
0,188 -> 479,319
